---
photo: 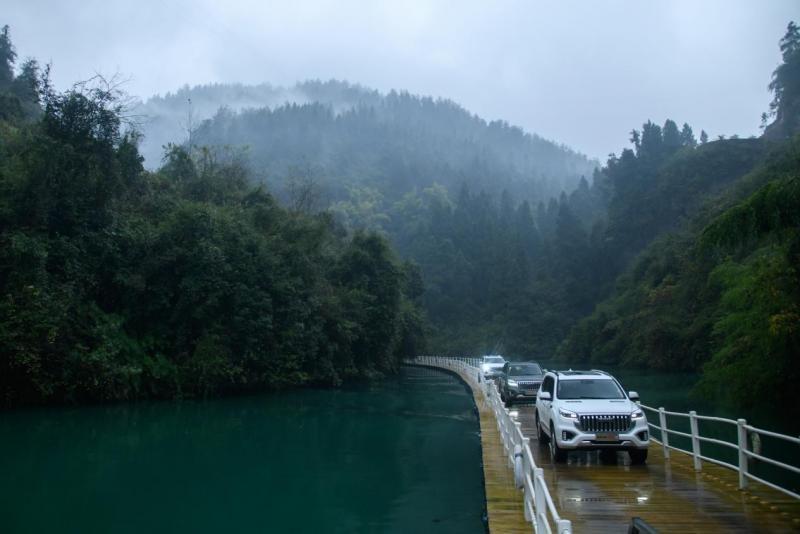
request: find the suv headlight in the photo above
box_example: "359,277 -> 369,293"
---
631,409 -> 644,419
507,379 -> 518,387
559,408 -> 578,419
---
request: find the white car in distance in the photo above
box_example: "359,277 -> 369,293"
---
480,355 -> 506,380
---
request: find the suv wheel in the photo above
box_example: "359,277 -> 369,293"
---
629,449 -> 648,465
536,413 -> 549,445
549,424 -> 567,463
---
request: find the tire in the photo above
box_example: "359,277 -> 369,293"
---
629,449 -> 648,465
504,394 -> 513,408
549,424 -> 567,463
536,413 -> 550,444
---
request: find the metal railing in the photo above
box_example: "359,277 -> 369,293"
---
640,404 -> 800,499
412,356 -> 571,534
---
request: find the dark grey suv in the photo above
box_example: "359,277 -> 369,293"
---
499,361 -> 544,407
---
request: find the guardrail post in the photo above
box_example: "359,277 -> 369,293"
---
737,418 -> 748,489
513,421 -> 523,471
522,451 -> 532,523
557,518 -> 572,534
689,410 -> 702,471
514,443 -> 524,488
534,468 -> 546,533
658,407 -> 670,460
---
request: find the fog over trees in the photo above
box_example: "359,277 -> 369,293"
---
0,18 -> 799,418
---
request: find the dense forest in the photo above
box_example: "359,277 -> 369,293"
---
0,26 -> 425,405
1,20 -> 798,415
558,22 -> 800,415
137,80 -> 597,204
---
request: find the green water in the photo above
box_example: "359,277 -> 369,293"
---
0,367 -> 486,534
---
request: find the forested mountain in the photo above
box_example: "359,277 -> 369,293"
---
2,19 -> 798,416
389,118 -> 762,356
136,80 -> 597,204
134,78 -> 599,356
558,22 -> 800,416
0,28 -> 425,406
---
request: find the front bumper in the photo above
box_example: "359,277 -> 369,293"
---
506,386 -> 539,402
554,418 -> 650,450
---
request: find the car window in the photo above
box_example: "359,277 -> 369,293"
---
485,356 -> 504,363
542,376 -> 554,394
556,379 -> 625,400
509,363 -> 542,376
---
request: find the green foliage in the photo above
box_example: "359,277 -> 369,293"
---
0,74 -> 424,405
699,244 -> 800,414
558,138 -> 800,416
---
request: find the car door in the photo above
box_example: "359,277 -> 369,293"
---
538,375 -> 555,430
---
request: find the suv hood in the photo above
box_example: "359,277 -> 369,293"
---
560,399 -> 636,414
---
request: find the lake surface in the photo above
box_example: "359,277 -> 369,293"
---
0,367 -> 486,534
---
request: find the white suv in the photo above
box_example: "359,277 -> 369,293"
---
535,370 -> 649,464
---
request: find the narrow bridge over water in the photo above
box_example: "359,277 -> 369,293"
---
409,357 -> 800,533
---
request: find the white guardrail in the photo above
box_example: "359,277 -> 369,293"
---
640,404 -> 800,499
412,356 -> 572,534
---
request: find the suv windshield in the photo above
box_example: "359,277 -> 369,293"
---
509,364 -> 542,376
484,357 -> 504,363
557,379 -> 625,399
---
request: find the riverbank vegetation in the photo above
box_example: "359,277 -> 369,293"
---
1,21 -> 798,415
0,27 -> 425,406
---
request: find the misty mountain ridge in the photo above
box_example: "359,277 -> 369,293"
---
134,80 -> 383,165
134,79 -> 597,206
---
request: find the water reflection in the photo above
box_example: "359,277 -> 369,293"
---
0,367 -> 485,534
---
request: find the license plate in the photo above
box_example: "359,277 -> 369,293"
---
595,432 -> 618,441
524,390 -> 536,395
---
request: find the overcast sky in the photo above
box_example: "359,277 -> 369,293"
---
6,0 -> 798,159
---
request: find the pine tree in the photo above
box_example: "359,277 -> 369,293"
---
700,130 -> 709,144
0,25 -> 15,89
765,21 -> 800,138
11,58 -> 40,117
639,121 -> 663,161
662,119 -> 681,154
680,123 -> 697,147
630,129 -> 641,153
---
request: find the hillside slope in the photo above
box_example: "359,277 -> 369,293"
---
135,80 -> 597,205
558,137 -> 800,415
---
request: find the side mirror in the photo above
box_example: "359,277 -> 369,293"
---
539,391 -> 552,401
628,391 -> 639,401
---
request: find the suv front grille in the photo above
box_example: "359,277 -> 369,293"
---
517,381 -> 540,390
579,414 -> 631,433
